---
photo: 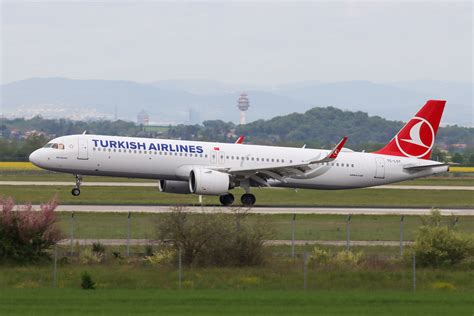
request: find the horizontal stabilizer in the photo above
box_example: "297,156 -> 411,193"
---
403,163 -> 449,171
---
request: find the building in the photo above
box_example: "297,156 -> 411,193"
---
237,93 -> 250,125
137,110 -> 150,125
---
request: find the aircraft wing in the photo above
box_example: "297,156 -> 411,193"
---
222,136 -> 347,185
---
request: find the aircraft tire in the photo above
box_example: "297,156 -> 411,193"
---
219,193 -> 235,206
71,188 -> 81,196
241,193 -> 256,206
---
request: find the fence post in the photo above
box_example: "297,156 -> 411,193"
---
70,212 -> 75,255
178,248 -> 182,290
291,214 -> 296,258
346,215 -> 352,250
127,212 -> 131,257
412,252 -> 416,292
400,215 -> 404,256
303,251 -> 308,290
52,244 -> 58,288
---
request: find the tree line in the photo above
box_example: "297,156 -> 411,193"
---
1,106 -> 473,163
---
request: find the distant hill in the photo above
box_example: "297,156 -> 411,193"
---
235,106 -> 474,150
1,77 -> 472,126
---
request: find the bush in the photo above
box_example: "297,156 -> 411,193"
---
81,272 -> 96,290
91,242 -> 105,254
143,248 -> 175,266
155,206 -> 273,267
309,247 -> 363,267
0,197 -> 62,262
412,210 -> 474,267
80,248 -> 104,264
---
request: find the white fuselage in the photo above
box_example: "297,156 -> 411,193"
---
29,134 -> 448,190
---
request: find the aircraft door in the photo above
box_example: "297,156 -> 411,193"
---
374,157 -> 385,179
78,138 -> 89,160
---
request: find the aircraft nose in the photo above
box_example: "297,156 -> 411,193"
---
29,149 -> 41,167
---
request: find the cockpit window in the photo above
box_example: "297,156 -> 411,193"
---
43,143 -> 65,150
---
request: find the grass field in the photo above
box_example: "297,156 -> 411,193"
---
1,185 -> 473,207
54,212 -> 474,241
1,289 -> 472,315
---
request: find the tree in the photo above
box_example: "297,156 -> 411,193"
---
469,154 -> 474,166
156,206 -> 272,266
0,197 -> 62,262
451,153 -> 464,164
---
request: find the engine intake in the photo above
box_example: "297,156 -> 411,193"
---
158,180 -> 192,194
189,168 -> 231,195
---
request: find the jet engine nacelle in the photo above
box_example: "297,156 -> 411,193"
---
189,168 -> 231,195
158,180 -> 192,194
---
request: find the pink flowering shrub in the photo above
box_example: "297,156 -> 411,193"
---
0,197 -> 62,262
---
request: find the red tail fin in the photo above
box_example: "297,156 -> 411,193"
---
373,100 -> 446,160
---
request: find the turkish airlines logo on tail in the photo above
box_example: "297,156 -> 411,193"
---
395,117 -> 435,158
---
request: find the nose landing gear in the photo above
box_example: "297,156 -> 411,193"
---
71,174 -> 82,196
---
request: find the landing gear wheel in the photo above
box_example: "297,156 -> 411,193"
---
241,193 -> 256,206
72,174 -> 82,197
219,193 -> 235,206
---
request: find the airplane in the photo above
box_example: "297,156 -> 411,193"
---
29,100 -> 449,206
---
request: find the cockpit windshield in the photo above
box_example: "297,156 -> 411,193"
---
43,143 -> 65,150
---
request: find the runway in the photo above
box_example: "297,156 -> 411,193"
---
27,204 -> 474,215
1,181 -> 473,191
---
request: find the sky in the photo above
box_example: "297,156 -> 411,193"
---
1,0 -> 472,85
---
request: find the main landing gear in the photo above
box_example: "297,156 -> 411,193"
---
241,193 -> 256,206
218,193 -> 256,206
219,193 -> 235,206
71,174 -> 82,196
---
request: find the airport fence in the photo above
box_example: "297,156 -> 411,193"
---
20,211 -> 468,291
59,211 -> 470,258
